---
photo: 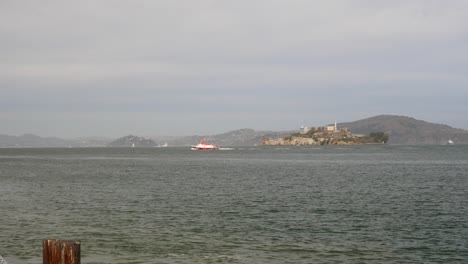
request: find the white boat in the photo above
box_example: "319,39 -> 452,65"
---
132,142 -> 135,147
191,140 -> 219,150
448,139 -> 454,145
162,142 -> 168,147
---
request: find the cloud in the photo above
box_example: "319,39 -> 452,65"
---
1,0 -> 468,136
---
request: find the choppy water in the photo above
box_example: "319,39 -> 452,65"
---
1,145 -> 467,263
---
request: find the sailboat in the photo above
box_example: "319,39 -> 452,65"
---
132,142 -> 135,148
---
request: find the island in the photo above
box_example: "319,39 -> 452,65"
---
262,123 -> 388,146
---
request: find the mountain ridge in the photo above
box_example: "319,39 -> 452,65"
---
0,134 -> 112,147
339,115 -> 468,144
1,115 -> 468,147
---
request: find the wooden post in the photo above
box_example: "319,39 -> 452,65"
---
43,239 -> 80,264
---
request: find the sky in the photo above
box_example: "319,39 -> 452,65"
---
1,0 -> 467,138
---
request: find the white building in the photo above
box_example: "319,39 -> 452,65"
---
325,121 -> 338,132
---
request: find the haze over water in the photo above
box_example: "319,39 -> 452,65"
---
1,145 -> 467,263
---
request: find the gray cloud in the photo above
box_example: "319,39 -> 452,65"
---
1,0 -> 468,137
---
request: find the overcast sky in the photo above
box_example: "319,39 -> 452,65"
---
1,0 -> 467,138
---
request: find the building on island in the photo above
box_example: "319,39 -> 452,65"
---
324,121 -> 337,132
302,121 -> 339,134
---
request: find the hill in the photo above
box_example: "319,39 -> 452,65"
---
180,115 -> 468,146
0,134 -> 111,147
2,115 -> 467,147
107,135 -> 156,147
164,129 -> 292,146
0,134 -> 69,147
339,115 -> 468,144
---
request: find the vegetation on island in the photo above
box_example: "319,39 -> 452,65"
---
263,127 -> 389,146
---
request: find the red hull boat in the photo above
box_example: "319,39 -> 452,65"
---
191,140 -> 219,150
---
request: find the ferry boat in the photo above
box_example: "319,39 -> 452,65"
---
191,140 -> 219,150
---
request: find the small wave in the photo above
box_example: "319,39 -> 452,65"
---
0,255 -> 7,264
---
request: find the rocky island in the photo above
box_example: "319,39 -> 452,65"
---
262,124 -> 388,146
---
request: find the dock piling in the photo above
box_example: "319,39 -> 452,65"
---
43,239 -> 80,264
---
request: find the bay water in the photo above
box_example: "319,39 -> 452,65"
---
0,145 -> 467,263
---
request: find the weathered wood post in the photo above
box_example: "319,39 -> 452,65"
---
43,239 -> 80,264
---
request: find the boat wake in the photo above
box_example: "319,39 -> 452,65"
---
0,254 -> 8,264
219,147 -> 234,150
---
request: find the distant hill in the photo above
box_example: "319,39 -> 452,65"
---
0,134 -> 111,147
164,129 -> 292,146
2,115 -> 467,147
0,134 -> 69,147
194,115 -> 468,146
108,135 -> 156,147
339,115 -> 468,144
